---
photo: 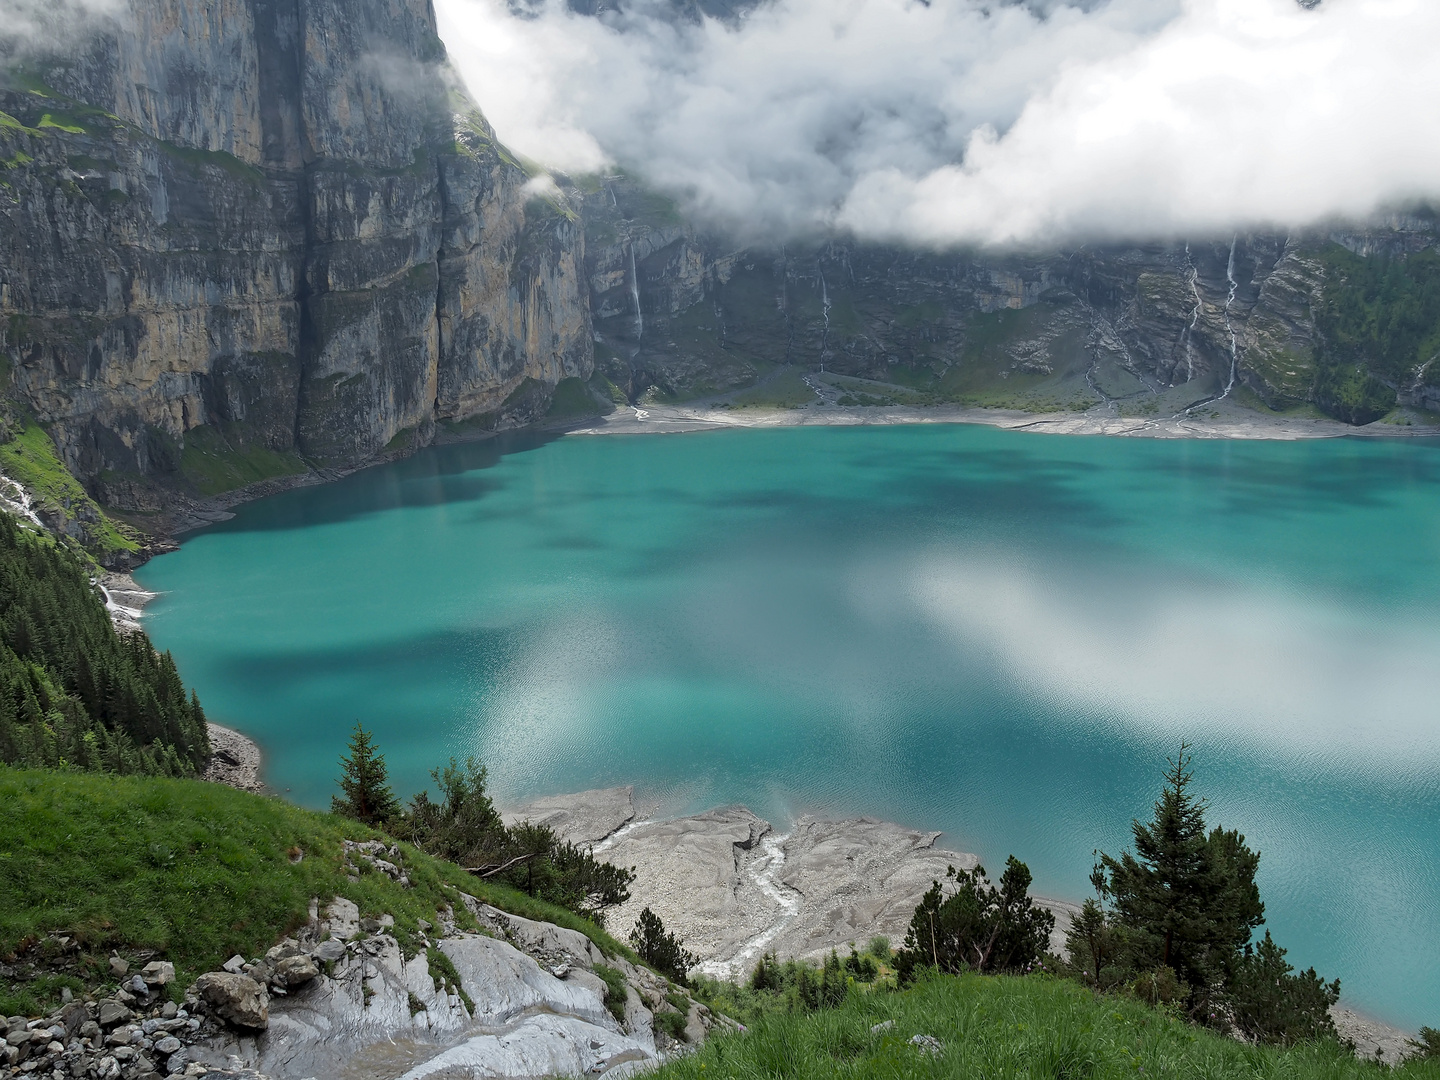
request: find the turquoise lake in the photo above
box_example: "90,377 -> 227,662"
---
135,424 -> 1440,1028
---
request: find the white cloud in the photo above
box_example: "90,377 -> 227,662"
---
434,0 -> 1440,246
0,0 -> 121,57
906,552 -> 1440,765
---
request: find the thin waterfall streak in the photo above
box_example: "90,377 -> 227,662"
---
1220,234 -> 1240,399
1183,244 -> 1201,384
819,272 -> 831,372
628,243 -> 644,341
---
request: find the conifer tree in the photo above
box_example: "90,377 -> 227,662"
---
1228,931 -> 1339,1044
895,855 -> 1054,981
332,723 -> 401,826
1100,744 -> 1264,1010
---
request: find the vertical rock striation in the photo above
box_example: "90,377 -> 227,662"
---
0,0 -> 591,510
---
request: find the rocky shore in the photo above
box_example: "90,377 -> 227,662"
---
201,727 -> 264,796
565,398 -> 1440,443
504,787 -> 1078,979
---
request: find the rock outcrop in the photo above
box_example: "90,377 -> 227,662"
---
0,0 -> 591,512
0,883 -> 722,1080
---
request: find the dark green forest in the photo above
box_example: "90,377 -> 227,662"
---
0,515 -> 209,774
1315,245 -> 1440,423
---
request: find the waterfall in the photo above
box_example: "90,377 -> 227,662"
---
1219,234 -> 1240,400
819,272 -> 831,373
1182,244 -> 1202,383
0,474 -> 43,529
628,243 -> 644,341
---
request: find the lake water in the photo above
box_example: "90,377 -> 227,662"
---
135,424 -> 1440,1028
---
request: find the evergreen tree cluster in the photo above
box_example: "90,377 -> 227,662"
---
0,515 -> 209,774
331,727 -> 635,924
334,723 -> 1372,1052
1067,747 -> 1339,1044
631,906 -> 699,984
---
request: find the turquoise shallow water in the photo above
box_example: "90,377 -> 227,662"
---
136,425 -> 1440,1028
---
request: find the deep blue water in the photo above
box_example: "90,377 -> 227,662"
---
136,425 -> 1440,1028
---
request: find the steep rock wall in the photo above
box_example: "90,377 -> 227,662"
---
0,0 -> 591,510
582,178 -> 1437,419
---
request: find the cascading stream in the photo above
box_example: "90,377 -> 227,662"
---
1182,244 -> 1202,384
0,475 -> 43,529
696,831 -> 803,979
819,272 -> 831,373
1219,234 -> 1240,400
629,243 -> 644,341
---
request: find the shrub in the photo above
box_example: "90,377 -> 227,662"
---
895,856 -> 1054,981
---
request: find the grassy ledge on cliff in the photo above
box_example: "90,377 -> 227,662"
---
0,418 -> 139,564
0,767 -> 632,1018
658,974 -> 1440,1080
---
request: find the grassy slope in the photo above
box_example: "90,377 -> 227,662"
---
659,974 -> 1439,1080
0,420 -> 138,559
177,424 -> 308,498
0,767 -> 632,1016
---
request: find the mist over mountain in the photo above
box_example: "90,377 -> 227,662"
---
436,0 -> 1440,247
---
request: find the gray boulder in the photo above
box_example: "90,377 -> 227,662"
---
142,961 -> 176,986
97,1001 -> 133,1027
193,973 -> 270,1030
272,955 -> 319,989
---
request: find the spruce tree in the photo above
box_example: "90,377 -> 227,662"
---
332,723 -> 401,826
1100,745 -> 1264,1011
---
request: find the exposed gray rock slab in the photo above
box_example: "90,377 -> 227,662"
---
199,929 -> 660,1080
438,937 -> 612,1030
592,806 -> 772,961
395,1014 -> 653,1080
468,905 -> 607,969
503,787 -> 637,846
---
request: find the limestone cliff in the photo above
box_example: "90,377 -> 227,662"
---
0,0 -> 591,513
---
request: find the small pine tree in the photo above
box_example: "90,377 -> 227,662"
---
630,907 -> 697,984
1407,1028 -> 1440,1061
894,856 -> 1054,982
331,723 -> 401,826
1229,932 -> 1340,1045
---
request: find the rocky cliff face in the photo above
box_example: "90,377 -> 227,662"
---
583,178 -> 1439,421
0,0 -> 591,511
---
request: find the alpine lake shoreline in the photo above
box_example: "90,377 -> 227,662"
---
103,392 -> 1439,1060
